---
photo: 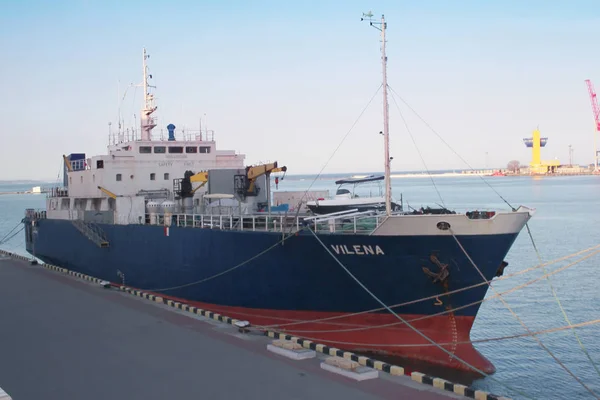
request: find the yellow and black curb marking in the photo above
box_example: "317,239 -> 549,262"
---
264,331 -> 509,400
1,249 -> 110,286
0,250 -> 31,263
0,249 -> 509,400
117,286 -> 244,326
44,263 -> 109,286
410,372 -> 510,400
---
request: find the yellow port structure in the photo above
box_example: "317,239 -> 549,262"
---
522,128 -> 560,174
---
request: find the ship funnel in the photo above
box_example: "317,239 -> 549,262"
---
167,124 -> 176,141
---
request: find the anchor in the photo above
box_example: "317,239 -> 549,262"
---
495,260 -> 509,277
422,254 -> 450,284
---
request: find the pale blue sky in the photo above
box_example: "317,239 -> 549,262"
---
1,0 -> 599,180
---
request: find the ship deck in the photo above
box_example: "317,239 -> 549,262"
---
0,254 -> 464,400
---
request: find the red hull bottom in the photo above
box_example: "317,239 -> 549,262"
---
163,294 -> 495,374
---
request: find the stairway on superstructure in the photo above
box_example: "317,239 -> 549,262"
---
71,220 -> 109,248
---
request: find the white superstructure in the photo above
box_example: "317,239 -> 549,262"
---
64,138 -> 244,198
47,48 -> 245,224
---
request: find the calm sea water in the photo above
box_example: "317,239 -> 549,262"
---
1,176 -> 599,399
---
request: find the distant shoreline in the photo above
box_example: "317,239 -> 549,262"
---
0,191 -> 41,195
0,170 -> 597,191
286,171 -> 599,181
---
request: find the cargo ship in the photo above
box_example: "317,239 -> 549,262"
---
23,15 -> 533,374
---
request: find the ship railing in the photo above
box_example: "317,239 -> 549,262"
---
147,210 -> 386,235
24,208 -> 47,220
152,128 -> 215,142
303,209 -> 386,234
47,187 -> 69,198
109,127 -> 139,145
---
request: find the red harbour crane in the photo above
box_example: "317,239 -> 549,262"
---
584,79 -> 600,171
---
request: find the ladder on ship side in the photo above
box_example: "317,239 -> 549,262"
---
71,220 -> 110,248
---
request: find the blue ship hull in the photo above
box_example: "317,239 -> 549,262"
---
24,217 -> 519,373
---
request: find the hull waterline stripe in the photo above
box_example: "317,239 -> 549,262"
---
0,249 -> 510,400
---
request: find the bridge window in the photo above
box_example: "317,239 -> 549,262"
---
164,173 -> 169,180
96,160 -> 104,169
139,146 -> 152,154
116,174 -> 122,181
168,146 -> 183,154
154,146 -> 166,154
150,173 -> 156,181
186,146 -> 198,154
199,146 -> 211,154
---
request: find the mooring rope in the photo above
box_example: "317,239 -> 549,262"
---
261,243 -> 600,331
263,247 -> 600,334
0,221 -> 24,244
286,84 -> 383,225
263,318 -> 600,349
384,84 -> 598,396
307,227 -> 533,400
0,226 -> 24,246
389,89 -> 446,208
387,85 -> 515,210
144,228 -> 302,292
525,222 -> 600,380
451,229 -> 599,399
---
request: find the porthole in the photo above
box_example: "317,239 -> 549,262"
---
437,221 -> 451,231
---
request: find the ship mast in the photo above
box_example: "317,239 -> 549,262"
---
363,13 -> 392,216
141,48 -> 157,141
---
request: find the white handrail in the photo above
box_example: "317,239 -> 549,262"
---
302,209 -> 360,221
311,210 -> 375,223
141,212 -> 384,235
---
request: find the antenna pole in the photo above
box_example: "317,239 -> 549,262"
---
362,12 -> 391,215
140,48 -> 157,141
143,48 -> 148,108
381,15 -> 391,216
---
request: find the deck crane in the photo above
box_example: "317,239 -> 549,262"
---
97,186 -> 118,199
235,162 -> 287,199
63,155 -> 73,172
174,171 -> 208,199
584,79 -> 600,171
